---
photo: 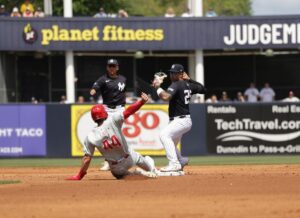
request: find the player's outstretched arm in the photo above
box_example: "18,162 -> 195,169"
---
157,89 -> 171,101
90,89 -> 97,96
90,78 -> 103,96
123,92 -> 148,119
66,155 -> 92,180
152,77 -> 171,101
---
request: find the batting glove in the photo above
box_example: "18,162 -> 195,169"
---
66,171 -> 86,181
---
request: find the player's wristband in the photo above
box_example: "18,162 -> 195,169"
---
157,88 -> 164,96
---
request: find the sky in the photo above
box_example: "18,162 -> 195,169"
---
252,0 -> 300,15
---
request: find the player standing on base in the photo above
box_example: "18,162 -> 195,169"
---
90,58 -> 127,171
66,92 -> 157,180
153,64 -> 206,172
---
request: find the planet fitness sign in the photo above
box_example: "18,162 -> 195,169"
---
3,16 -> 300,51
0,105 -> 46,156
206,104 -> 300,154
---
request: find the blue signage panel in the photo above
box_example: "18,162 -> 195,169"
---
0,105 -> 46,156
1,16 -> 300,51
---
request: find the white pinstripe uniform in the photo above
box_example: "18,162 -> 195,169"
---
160,116 -> 192,167
83,112 -> 155,178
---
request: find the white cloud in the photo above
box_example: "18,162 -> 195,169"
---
252,0 -> 300,15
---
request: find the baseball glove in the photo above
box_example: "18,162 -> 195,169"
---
152,72 -> 167,87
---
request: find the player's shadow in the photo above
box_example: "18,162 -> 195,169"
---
88,175 -> 152,181
123,175 -> 153,181
88,178 -> 116,181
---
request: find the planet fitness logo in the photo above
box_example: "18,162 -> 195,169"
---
23,23 -> 38,44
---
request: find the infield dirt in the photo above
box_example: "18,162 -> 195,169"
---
0,165 -> 300,218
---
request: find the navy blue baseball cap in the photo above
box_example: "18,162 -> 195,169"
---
107,59 -> 118,65
168,64 -> 184,73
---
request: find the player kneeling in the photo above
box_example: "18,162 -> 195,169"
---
66,93 -> 157,180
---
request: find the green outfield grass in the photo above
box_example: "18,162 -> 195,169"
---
0,180 -> 21,185
0,155 -> 300,167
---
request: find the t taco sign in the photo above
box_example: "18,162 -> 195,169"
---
2,16 -> 300,51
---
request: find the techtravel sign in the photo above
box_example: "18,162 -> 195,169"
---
71,104 -> 172,157
206,104 -> 300,155
2,16 -> 300,51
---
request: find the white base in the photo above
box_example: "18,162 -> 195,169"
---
133,168 -> 157,178
133,168 -> 185,178
156,170 -> 185,177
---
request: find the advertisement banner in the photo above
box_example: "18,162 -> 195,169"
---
206,103 -> 300,155
71,104 -> 173,157
0,105 -> 46,156
2,16 -> 300,51
71,105 -> 96,156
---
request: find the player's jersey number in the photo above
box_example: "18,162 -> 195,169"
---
184,90 -> 192,104
102,135 -> 122,150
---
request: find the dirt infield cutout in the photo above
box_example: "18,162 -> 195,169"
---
0,165 -> 300,218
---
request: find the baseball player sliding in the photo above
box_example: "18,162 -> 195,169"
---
90,58 -> 127,171
153,64 -> 206,172
66,92 -> 157,180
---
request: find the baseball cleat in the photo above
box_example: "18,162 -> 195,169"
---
144,156 -> 157,173
179,157 -> 189,170
160,163 -> 181,172
100,161 -> 110,171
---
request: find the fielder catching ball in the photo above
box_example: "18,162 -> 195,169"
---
153,64 -> 206,172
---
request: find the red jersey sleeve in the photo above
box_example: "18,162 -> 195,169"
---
123,100 -> 145,119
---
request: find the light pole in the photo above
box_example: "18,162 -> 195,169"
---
64,0 -> 75,103
43,0 -> 53,16
189,0 -> 204,102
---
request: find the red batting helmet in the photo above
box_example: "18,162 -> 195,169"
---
91,104 -> 108,121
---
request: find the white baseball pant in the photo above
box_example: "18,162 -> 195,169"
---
159,117 -> 192,165
109,147 -> 154,179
